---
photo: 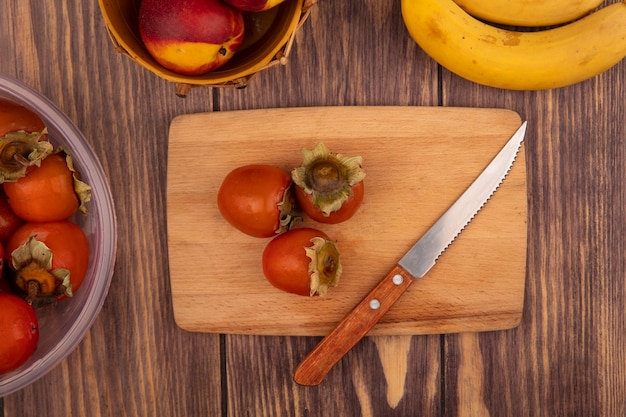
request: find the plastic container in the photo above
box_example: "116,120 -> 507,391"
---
98,0 -> 315,96
0,73 -> 117,397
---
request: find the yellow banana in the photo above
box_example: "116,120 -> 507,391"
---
452,0 -> 604,27
401,0 -> 626,90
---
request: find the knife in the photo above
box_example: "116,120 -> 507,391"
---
293,121 -> 528,386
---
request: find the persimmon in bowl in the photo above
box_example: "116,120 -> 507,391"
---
0,73 -> 117,396
98,0 -> 313,95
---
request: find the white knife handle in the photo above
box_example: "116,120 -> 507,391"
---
293,264 -> 414,386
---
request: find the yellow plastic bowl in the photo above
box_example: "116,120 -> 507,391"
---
98,0 -> 311,95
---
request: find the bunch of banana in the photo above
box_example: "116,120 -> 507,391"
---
401,0 -> 626,90
453,0 -> 604,27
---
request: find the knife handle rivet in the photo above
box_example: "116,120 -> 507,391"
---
392,274 -> 404,285
369,299 -> 381,310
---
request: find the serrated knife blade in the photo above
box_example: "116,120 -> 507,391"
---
294,121 -> 527,386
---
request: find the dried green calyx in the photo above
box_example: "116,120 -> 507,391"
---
291,142 -> 365,216
0,128 -> 53,183
305,237 -> 342,297
10,236 -> 72,305
63,149 -> 92,215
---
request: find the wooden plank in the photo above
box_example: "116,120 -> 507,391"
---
1,0 -> 222,415
217,3 -> 445,416
440,31 -> 626,417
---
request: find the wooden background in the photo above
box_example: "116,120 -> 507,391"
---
1,0 -> 625,416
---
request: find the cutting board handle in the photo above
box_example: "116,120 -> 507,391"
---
293,265 -> 414,386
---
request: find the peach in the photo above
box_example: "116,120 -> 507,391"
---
139,0 -> 245,76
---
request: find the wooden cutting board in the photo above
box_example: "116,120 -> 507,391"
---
166,106 -> 527,336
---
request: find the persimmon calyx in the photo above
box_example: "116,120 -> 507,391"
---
306,237 -> 342,297
10,236 -> 72,304
62,150 -> 92,215
277,183 -> 301,234
0,128 -> 52,183
291,142 -> 365,216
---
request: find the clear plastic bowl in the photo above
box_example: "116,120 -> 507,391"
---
0,73 -> 117,397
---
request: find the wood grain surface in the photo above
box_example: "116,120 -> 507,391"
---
1,0 -> 625,416
167,106 -> 527,336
